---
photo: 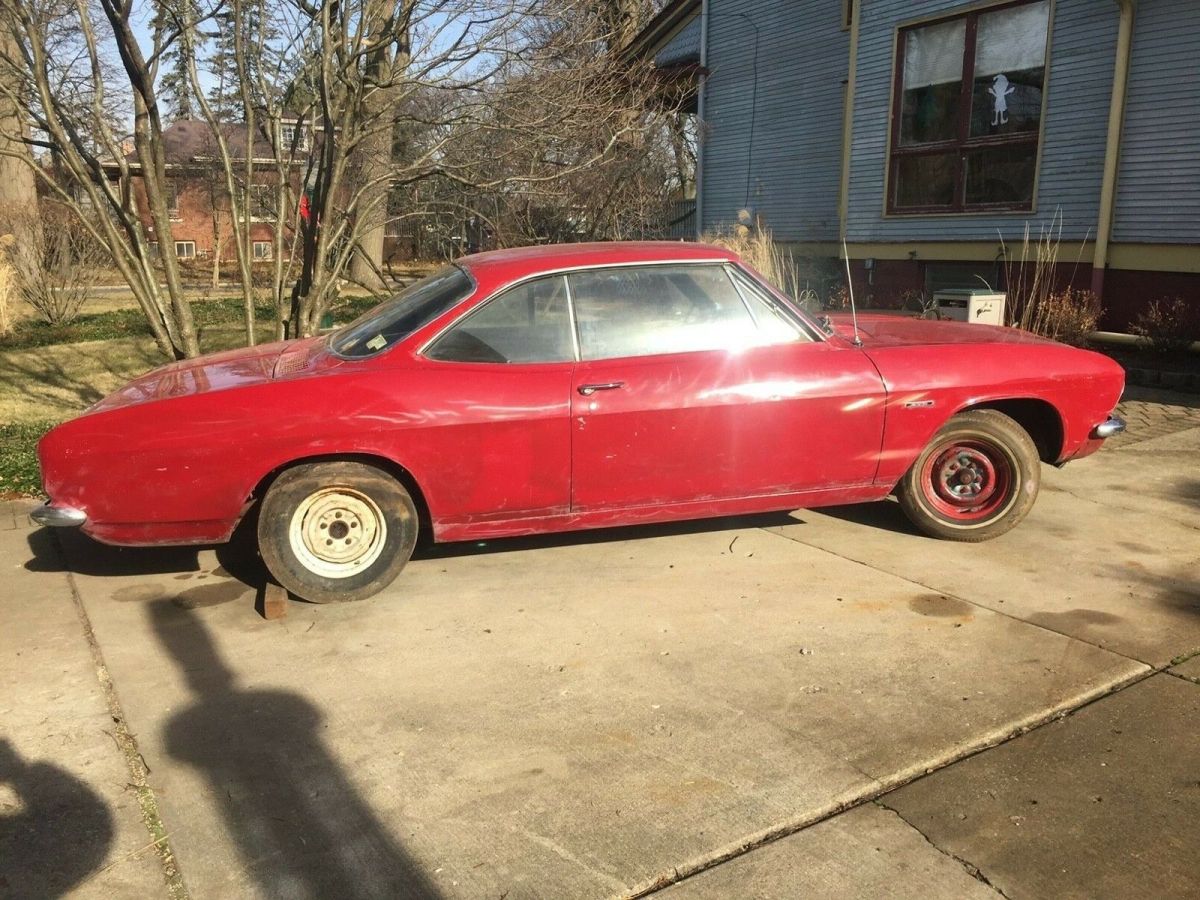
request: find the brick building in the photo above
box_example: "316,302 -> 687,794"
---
102,119 -> 310,264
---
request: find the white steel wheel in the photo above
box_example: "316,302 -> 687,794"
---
288,487 -> 388,579
258,461 -> 419,603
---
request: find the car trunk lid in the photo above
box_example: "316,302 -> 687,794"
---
88,337 -> 330,413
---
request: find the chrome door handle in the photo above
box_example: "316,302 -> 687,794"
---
578,381 -> 624,396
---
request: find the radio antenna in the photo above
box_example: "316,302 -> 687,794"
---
841,237 -> 863,347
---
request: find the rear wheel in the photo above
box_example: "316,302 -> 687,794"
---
897,410 -> 1039,542
257,461 -> 418,603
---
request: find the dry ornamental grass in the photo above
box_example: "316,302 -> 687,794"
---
700,224 -> 801,301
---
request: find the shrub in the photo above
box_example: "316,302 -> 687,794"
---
899,289 -> 936,315
1131,296 -> 1197,355
3,204 -> 106,326
825,284 -> 850,311
1025,288 -> 1101,347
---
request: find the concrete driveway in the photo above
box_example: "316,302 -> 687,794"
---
2,386 -> 1198,899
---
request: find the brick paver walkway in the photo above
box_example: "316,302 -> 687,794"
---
1113,386 -> 1200,445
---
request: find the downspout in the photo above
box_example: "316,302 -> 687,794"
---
838,0 -> 861,246
1090,0 -> 1136,300
695,0 -> 709,240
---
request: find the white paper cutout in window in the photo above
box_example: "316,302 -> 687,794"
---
989,73 -> 1015,125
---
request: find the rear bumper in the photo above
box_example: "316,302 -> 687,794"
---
1092,416 -> 1126,439
29,503 -> 87,528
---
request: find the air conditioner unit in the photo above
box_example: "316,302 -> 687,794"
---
933,289 -> 1006,326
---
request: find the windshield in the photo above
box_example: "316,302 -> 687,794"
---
329,266 -> 474,358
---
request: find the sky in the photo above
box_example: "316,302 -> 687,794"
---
129,0 -> 219,99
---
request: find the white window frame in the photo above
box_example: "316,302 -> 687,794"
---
174,240 -> 196,259
253,241 -> 273,260
166,182 -> 182,220
281,124 -> 307,151
246,183 -> 274,222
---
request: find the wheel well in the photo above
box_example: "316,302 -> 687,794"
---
247,454 -> 434,544
961,399 -> 1064,463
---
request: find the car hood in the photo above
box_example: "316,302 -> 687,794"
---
827,313 -> 1054,349
88,336 -> 333,413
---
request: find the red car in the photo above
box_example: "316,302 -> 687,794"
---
34,242 -> 1125,603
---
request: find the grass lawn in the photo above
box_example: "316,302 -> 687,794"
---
0,294 -> 382,498
0,421 -> 53,496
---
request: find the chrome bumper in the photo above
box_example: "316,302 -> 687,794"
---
1093,416 -> 1126,439
30,503 -> 87,528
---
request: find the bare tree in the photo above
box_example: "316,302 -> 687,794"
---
0,0 -> 203,358
178,0 -> 568,337
411,2 -> 687,250
1,0 -> 686,358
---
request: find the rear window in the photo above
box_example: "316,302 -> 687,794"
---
329,266 -> 473,358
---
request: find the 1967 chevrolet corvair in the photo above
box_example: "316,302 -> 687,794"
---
34,242 -> 1125,603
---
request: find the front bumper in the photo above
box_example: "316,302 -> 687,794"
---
1092,416 -> 1126,439
30,503 -> 87,528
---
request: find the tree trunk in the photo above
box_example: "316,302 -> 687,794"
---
348,0 -> 401,290
0,24 -> 39,245
131,92 -> 201,358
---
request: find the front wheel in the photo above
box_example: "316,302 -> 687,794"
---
257,461 -> 418,603
897,410 -> 1040,542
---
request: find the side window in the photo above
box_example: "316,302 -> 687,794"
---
568,265 -> 760,360
728,268 -> 811,345
426,275 -> 573,364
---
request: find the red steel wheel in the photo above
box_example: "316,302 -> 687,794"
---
919,439 -> 1013,522
898,410 -> 1040,542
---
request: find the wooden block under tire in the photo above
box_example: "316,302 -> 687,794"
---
259,581 -> 289,620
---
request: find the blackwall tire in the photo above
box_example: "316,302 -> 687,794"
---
897,410 -> 1040,542
257,461 -> 418,603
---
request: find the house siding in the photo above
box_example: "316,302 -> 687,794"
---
846,0 -> 1119,244
1112,0 -> 1200,244
656,15 -> 702,66
700,0 -> 848,241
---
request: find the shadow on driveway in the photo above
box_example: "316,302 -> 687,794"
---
23,508 -> 812,593
24,527 -> 203,578
803,498 -> 923,537
1111,564 -> 1200,618
411,509 -> 803,560
0,739 -> 114,899
149,601 -> 440,898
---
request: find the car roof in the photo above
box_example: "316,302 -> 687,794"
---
456,241 -> 739,283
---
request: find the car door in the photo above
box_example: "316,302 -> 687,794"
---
414,274 -> 576,523
568,264 -> 886,512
